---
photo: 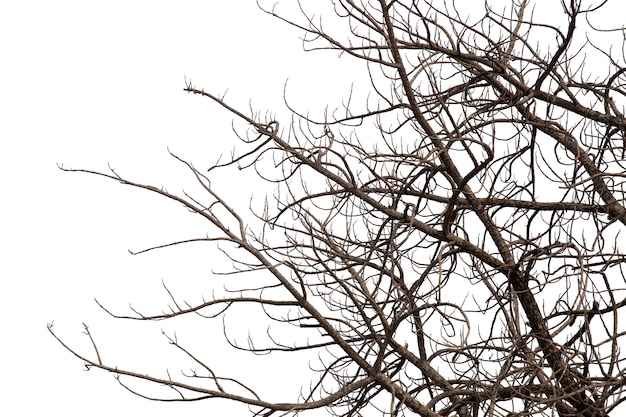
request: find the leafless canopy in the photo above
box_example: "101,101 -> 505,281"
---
51,0 -> 626,416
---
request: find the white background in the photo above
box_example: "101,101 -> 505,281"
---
2,1 -> 624,416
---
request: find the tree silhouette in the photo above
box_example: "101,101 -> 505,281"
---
51,1 -> 626,416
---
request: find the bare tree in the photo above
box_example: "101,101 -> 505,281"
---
50,1 -> 626,416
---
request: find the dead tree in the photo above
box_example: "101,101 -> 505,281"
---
51,1 -> 626,416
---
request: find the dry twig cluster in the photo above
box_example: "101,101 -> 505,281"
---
52,1 -> 626,416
